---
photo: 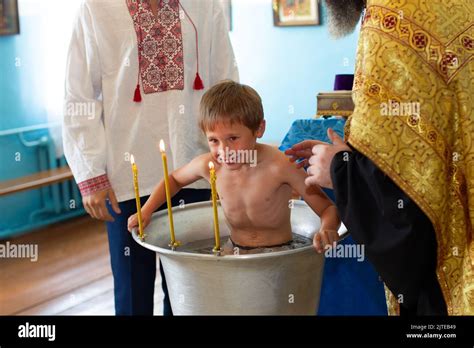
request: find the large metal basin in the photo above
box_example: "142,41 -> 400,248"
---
132,200 -> 346,315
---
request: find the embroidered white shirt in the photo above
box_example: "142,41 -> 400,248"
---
63,0 -> 238,202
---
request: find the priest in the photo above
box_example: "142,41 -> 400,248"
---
286,0 -> 473,315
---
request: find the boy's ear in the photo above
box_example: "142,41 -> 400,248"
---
256,120 -> 266,138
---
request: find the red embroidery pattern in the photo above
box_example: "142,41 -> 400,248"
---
127,0 -> 184,93
78,174 -> 111,196
382,14 -> 397,31
412,31 -> 428,50
461,35 -> 473,51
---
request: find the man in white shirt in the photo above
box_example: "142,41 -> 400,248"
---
63,0 -> 238,315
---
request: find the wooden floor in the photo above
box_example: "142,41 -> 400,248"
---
0,216 -> 164,315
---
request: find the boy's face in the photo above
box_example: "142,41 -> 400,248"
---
205,120 -> 265,169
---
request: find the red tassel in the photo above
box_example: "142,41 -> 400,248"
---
133,84 -> 142,102
193,72 -> 204,90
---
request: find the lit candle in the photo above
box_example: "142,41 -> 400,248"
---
208,161 -> 221,253
130,155 -> 144,239
159,139 -> 179,249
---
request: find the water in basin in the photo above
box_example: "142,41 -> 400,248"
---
178,233 -> 313,255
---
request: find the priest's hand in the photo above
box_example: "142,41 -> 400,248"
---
305,128 -> 351,189
83,188 -> 121,222
285,140 -> 321,169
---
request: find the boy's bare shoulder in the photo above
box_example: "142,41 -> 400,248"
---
191,152 -> 214,174
258,143 -> 297,172
193,152 -> 213,163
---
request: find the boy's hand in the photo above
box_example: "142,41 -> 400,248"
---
313,229 -> 339,253
127,211 -> 152,233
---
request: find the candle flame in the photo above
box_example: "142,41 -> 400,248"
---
208,161 -> 215,170
159,139 -> 165,152
130,154 -> 135,165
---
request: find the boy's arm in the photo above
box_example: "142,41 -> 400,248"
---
141,153 -> 211,216
283,160 -> 341,250
127,153 -> 210,231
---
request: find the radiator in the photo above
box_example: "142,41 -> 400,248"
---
0,124 -> 85,238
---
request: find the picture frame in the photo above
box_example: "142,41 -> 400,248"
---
0,0 -> 20,35
273,0 -> 320,27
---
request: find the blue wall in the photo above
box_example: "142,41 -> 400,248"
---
0,13 -> 48,131
0,3 -> 51,185
0,4 -> 83,238
229,0 -> 359,145
0,8 -> 48,236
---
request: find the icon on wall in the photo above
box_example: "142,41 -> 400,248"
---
273,0 -> 320,27
0,0 -> 20,35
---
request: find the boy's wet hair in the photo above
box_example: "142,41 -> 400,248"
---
199,80 -> 264,133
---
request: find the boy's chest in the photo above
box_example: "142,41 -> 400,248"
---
216,169 -> 291,217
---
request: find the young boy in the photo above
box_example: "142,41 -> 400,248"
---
128,81 -> 340,254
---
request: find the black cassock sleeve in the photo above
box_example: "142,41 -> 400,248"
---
329,146 -> 446,314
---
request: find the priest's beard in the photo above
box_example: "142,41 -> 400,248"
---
324,0 -> 366,39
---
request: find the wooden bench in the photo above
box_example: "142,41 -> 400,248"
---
0,166 -> 74,197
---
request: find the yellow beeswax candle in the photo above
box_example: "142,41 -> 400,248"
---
130,154 -> 144,239
159,140 -> 179,249
208,161 -> 221,253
